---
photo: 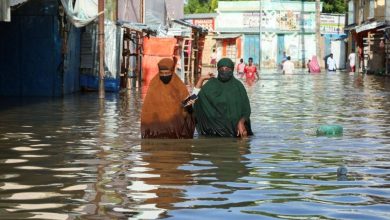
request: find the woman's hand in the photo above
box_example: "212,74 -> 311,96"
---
236,118 -> 248,138
196,73 -> 215,89
201,72 -> 215,80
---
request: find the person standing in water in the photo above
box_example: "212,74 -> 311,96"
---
141,58 -> 195,139
192,58 -> 253,138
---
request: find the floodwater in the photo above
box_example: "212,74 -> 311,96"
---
1,71 -> 390,220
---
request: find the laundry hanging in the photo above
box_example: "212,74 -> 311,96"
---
60,0 -> 104,28
0,0 -> 10,22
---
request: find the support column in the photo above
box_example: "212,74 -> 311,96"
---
98,0 -> 105,99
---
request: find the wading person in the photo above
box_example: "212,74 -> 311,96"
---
308,55 -> 321,73
244,57 -> 259,80
348,51 -> 356,72
141,58 -> 195,139
236,58 -> 245,78
192,58 -> 253,138
327,53 -> 337,72
282,56 -> 295,74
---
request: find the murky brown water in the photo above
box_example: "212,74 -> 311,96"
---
1,71 -> 390,219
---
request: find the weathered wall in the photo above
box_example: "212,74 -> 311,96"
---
0,0 -> 80,96
118,0 -> 141,22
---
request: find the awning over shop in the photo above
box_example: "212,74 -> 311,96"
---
213,34 -> 242,39
356,20 -> 388,33
117,21 -> 158,36
173,19 -> 207,33
344,23 -> 357,31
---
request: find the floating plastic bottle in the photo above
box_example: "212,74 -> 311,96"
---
316,125 -> 343,136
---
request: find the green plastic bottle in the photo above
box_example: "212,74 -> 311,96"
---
316,125 -> 343,136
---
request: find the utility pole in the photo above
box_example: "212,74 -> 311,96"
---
258,0 -> 262,69
98,0 -> 105,99
315,0 -> 321,68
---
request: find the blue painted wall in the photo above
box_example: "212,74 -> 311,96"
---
323,33 -> 347,56
277,34 -> 285,65
244,35 -> 260,65
63,26 -> 81,95
0,0 -> 81,96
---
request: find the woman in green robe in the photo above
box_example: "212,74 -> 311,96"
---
193,58 -> 253,138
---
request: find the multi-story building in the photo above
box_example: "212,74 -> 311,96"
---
215,0 -> 320,68
346,0 -> 390,74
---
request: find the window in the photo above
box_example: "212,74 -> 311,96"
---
348,0 -> 355,24
225,39 -> 237,61
359,0 -> 364,22
369,0 -> 375,18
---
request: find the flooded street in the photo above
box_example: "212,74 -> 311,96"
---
1,71 -> 390,219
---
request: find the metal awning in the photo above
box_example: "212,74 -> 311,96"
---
117,21 -> 158,36
213,34 -> 242,39
356,20 -> 388,33
344,23 -> 357,31
173,19 -> 207,33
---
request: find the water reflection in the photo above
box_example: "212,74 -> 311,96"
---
0,72 -> 390,219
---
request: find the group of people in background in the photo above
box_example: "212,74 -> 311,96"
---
211,50 -> 357,78
236,57 -> 260,81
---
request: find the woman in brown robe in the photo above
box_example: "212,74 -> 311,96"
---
141,58 -> 195,139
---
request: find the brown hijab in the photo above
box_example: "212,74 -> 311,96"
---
141,58 -> 195,139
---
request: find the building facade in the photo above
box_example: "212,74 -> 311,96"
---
321,13 -> 347,69
215,1 -> 320,68
183,13 -> 217,67
346,0 -> 390,74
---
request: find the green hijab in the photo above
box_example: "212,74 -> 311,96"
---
217,58 -> 235,82
194,76 -> 253,137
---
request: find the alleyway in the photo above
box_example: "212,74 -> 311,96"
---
0,71 -> 389,219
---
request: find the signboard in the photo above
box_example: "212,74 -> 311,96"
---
193,19 -> 214,31
320,14 -> 345,34
242,10 -> 315,31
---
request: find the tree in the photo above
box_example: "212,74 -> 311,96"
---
184,0 -> 210,14
322,0 -> 346,13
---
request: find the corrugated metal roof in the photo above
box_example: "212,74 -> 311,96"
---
117,21 -> 159,35
10,0 -> 29,6
213,34 -> 241,39
173,19 -> 207,33
184,13 -> 218,19
356,20 -> 389,33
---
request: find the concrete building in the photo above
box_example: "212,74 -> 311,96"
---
345,0 -> 390,74
215,0 -> 320,68
320,13 -> 347,69
183,13 -> 218,67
